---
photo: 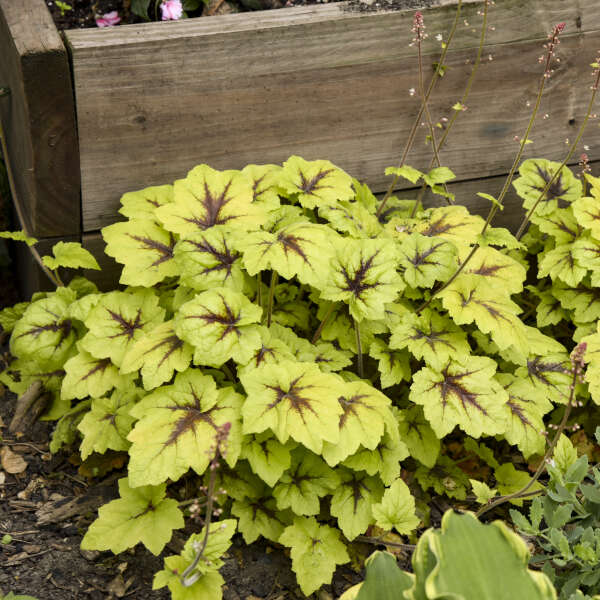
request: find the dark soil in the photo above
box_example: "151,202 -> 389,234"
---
44,0 -> 434,30
0,388 -> 365,599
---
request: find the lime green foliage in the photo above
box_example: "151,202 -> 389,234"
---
4,155 -> 600,599
0,230 -> 37,246
82,478 -> 184,555
2,594 -> 40,600
42,242 -> 100,271
349,511 -> 556,600
510,432 -> 600,599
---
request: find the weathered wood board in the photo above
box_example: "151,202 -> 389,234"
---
0,0 -> 80,238
65,0 -> 600,232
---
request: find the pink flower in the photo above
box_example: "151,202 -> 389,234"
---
95,11 -> 121,27
161,0 -> 183,20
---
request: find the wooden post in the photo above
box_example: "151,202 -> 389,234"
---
0,0 -> 80,238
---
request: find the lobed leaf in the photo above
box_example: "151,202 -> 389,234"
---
42,242 -> 100,271
371,478 -> 420,535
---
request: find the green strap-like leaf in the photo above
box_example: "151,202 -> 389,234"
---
279,516 -> 350,596
120,320 -> 193,390
410,355 -> 508,438
156,164 -> 265,236
321,238 -> 404,321
78,389 -> 139,459
273,449 -> 340,515
80,289 -> 165,368
81,477 -> 184,555
240,360 -> 344,454
279,155 -> 354,209
174,287 -> 262,367
127,370 -> 242,486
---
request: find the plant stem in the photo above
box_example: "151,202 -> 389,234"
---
256,274 -> 263,309
376,0 -> 463,219
354,318 -> 363,378
266,271 -> 278,327
0,109 -> 61,288
411,0 -> 490,216
515,67 -> 600,240
416,23 -> 567,314
476,363 -> 577,519
312,303 -> 336,344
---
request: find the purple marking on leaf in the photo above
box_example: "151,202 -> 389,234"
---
107,308 -> 143,340
298,169 -> 334,195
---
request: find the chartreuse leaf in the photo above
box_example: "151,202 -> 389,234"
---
440,275 -> 529,356
240,361 -> 343,454
273,449 -> 340,515
240,432 -> 295,487
241,163 -> 282,211
320,304 -> 383,354
385,165 -> 423,184
156,165 -> 264,236
42,242 -> 100,271
231,496 -> 292,544
321,238 -> 404,321
415,455 -> 469,500
495,463 -> 543,506
238,219 -> 335,288
552,282 -> 600,323
389,308 -> 470,366
279,516 -> 350,596
102,219 -> 178,287
174,287 -> 262,367
81,477 -> 184,555
415,205 -> 484,248
0,301 -> 29,333
120,321 -> 193,390
424,166 -> 455,186
11,287 -> 77,368
237,325 -> 296,377
213,461 -> 266,502
153,519 -> 236,599
477,226 -> 524,250
61,349 -> 133,401
527,286 -> 567,327
497,373 -> 552,458
127,370 -> 242,486
372,478 -> 420,534
538,244 -> 586,287
78,388 -> 140,459
398,233 -> 457,288
118,184 -> 173,220
174,226 -> 246,292
423,511 -> 556,600
50,400 -> 91,453
410,355 -> 508,438
573,179 -> 600,240
397,406 -> 440,468
580,324 -> 600,403
330,469 -> 384,540
318,199 -> 382,239
513,158 -> 581,216
552,434 -> 578,473
459,245 -> 527,295
470,479 -> 498,504
343,429 -> 408,485
534,207 -> 580,244
279,155 -> 354,209
80,289 -> 164,368
368,339 -> 411,388
515,353 -> 571,405
321,380 -> 395,466
0,230 -> 37,246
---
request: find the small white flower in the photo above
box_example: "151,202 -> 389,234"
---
408,88 -> 416,96
435,33 -> 443,42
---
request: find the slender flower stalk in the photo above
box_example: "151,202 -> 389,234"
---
266,271 -> 278,327
476,343 -> 586,519
354,318 -> 363,378
376,1 -> 463,219
416,22 -> 567,315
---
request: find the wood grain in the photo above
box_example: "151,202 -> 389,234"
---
0,0 -> 80,237
66,0 -> 600,231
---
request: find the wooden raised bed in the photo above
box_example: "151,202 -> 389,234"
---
1,0 -> 600,294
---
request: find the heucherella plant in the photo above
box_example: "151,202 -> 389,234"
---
2,150 -> 600,598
